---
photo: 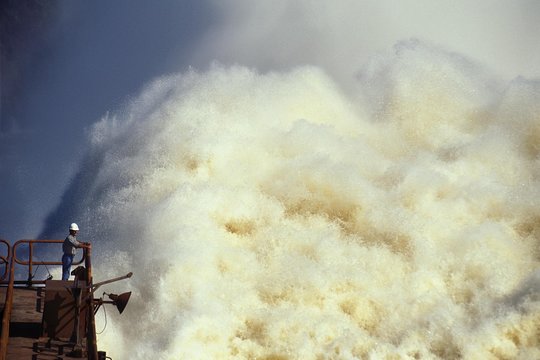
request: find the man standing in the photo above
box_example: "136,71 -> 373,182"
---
62,223 -> 89,281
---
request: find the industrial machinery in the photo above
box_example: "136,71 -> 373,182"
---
0,239 -> 133,359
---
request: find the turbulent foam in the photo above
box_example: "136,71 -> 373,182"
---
62,42 -> 539,359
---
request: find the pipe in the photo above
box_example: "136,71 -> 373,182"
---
85,245 -> 99,360
27,242 -> 33,285
0,246 -> 15,360
0,240 -> 9,282
91,272 -> 133,292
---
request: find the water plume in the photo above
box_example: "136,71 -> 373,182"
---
44,41 -> 539,359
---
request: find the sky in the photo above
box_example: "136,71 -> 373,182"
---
1,0 -> 539,241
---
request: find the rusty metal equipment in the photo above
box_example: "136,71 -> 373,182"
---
0,239 -> 133,360
41,279 -> 89,340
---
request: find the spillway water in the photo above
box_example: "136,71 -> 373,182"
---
46,41 -> 539,359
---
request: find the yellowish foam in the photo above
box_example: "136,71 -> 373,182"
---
82,44 -> 539,359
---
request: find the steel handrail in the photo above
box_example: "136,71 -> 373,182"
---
10,239 -> 85,285
0,240 -> 9,282
0,239 -> 92,360
0,246 -> 16,360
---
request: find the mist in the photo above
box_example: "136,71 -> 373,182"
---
1,0 -> 215,239
1,1 -> 539,359
2,0 -> 539,240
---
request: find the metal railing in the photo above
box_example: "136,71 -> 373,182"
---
0,239 -> 92,360
0,240 -> 9,282
8,239 -> 84,285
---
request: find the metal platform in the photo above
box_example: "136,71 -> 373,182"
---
0,285 -> 94,359
0,239 -> 132,360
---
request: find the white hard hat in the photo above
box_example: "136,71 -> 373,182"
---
69,223 -> 80,231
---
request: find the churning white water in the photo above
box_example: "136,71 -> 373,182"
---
63,41 -> 539,359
